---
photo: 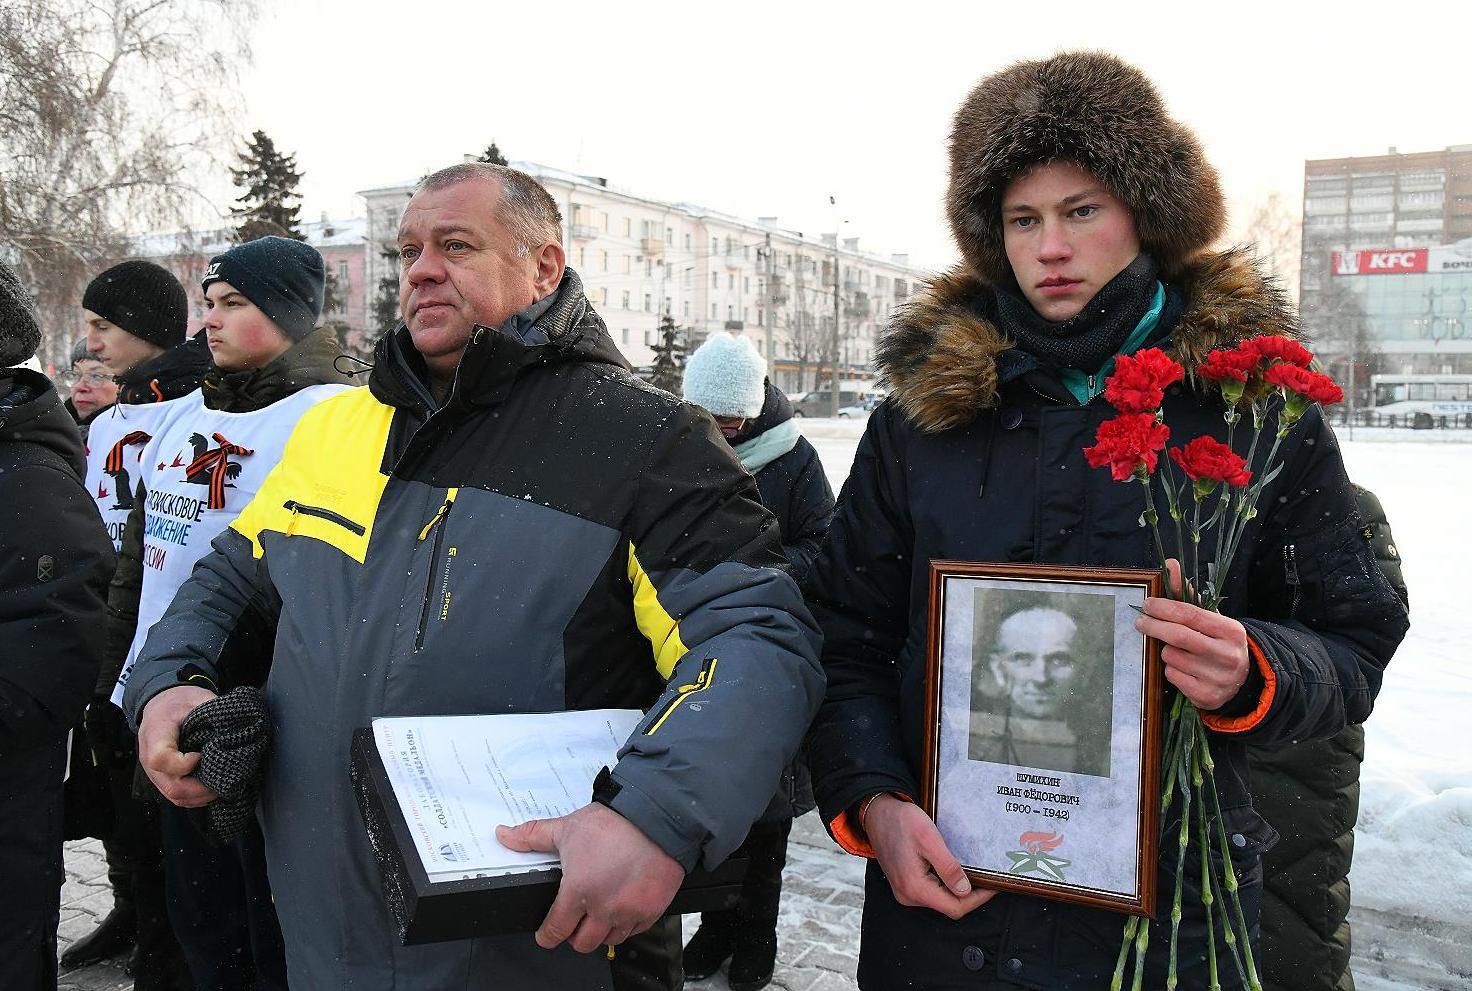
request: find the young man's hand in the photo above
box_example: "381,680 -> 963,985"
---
1135,559 -> 1251,711
496,802 -> 686,953
137,685 -> 219,807
864,794 -> 996,920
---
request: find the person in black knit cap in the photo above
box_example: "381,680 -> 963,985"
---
64,258 -> 204,989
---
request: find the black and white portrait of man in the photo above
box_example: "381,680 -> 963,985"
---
968,587 -> 1115,777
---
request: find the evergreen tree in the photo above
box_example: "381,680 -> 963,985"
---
478,141 -> 508,166
648,314 -> 686,393
230,130 -> 305,242
370,241 -> 402,343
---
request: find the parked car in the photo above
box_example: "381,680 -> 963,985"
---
794,386 -> 884,417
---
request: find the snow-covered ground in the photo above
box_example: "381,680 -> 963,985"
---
797,416 -> 1472,989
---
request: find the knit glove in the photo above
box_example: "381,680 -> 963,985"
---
177,686 -> 271,845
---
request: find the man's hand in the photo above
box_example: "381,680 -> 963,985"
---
1135,559 -> 1251,711
137,685 -> 219,807
864,795 -> 996,920
496,802 -> 685,953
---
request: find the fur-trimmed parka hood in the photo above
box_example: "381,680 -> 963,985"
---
948,51 -> 1225,285
878,248 -> 1297,433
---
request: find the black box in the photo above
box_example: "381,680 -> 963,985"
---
350,727 -> 747,944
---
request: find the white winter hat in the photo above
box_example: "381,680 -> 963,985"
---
682,332 -> 766,419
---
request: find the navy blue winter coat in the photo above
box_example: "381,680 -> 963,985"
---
803,251 -> 1409,990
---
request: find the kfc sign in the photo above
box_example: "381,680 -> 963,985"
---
1332,250 -> 1428,275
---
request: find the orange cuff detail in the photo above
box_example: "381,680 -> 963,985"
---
1201,635 -> 1277,734
827,792 -> 914,859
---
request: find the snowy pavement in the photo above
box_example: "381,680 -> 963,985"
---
59,419 -> 1469,989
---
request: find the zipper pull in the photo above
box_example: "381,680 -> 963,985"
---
417,488 -> 459,542
1282,544 -> 1299,587
1087,374 -> 1097,394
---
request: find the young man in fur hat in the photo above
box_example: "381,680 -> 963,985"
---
105,235 -> 352,990
801,52 -> 1408,989
0,260 -> 115,990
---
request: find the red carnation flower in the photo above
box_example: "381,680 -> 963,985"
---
1243,336 -> 1313,368
1264,364 -> 1344,406
1103,348 -> 1185,413
1084,413 -> 1171,481
1196,347 -> 1260,384
1169,436 -> 1252,491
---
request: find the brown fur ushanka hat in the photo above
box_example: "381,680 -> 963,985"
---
947,51 -> 1226,285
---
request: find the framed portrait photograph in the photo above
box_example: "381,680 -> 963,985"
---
922,561 -> 1165,915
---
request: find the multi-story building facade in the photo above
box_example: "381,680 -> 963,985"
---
1300,145 -> 1472,386
361,161 -> 933,393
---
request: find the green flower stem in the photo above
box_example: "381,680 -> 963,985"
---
1200,722 -> 1263,991
1213,410 -> 1239,582
1141,477 -> 1172,596
1130,911 -> 1152,991
1195,751 -> 1222,991
1189,492 -> 1205,610
1222,423 -> 1288,583
1166,717 -> 1197,990
1160,457 -> 1188,581
1112,916 -> 1141,991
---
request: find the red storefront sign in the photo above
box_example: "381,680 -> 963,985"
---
1332,249 -> 1428,275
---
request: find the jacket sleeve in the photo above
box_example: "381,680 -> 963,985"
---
777,439 -> 836,584
800,406 -> 921,850
0,463 -> 114,753
1202,409 -> 1409,743
121,527 -> 281,730
609,405 -> 824,872
98,481 -> 146,697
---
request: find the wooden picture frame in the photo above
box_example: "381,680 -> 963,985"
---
921,561 -> 1165,916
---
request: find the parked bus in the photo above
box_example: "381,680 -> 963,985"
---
1369,374 -> 1472,417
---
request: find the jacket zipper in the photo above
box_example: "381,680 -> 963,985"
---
283,500 -> 366,536
414,491 -> 457,652
645,656 -> 718,735
1282,544 -> 1301,617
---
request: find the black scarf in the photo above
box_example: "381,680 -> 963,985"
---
994,254 -> 1160,374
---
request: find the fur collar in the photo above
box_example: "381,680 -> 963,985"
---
877,248 -> 1298,433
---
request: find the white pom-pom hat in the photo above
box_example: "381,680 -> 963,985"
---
681,332 -> 767,418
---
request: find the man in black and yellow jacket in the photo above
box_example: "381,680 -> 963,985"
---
123,162 -> 824,990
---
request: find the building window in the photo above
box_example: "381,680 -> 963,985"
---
727,305 -> 734,320
643,293 -> 652,312
621,329 -> 630,345
622,290 -> 631,309
725,237 -> 733,255
728,274 -> 734,290
711,303 -> 717,319
577,247 -> 585,267
622,217 -> 632,237
743,277 -> 749,293
600,287 -> 609,305
663,296 -> 671,313
623,256 -> 631,275
666,227 -> 673,245
685,234 -> 691,250
757,306 -> 764,326
712,272 -> 719,288
683,300 -> 690,317
645,258 -> 653,277
601,251 -> 609,272
711,238 -> 718,256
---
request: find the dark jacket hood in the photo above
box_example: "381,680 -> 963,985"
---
200,325 -> 354,412
0,367 -> 87,477
877,247 -> 1299,433
370,267 -> 629,414
734,380 -> 794,444
115,333 -> 212,404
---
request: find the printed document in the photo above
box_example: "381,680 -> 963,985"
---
373,709 -> 643,884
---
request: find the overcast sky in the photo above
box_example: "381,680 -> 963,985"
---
230,0 -> 1469,271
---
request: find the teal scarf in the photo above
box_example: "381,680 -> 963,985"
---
733,419 -> 800,473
